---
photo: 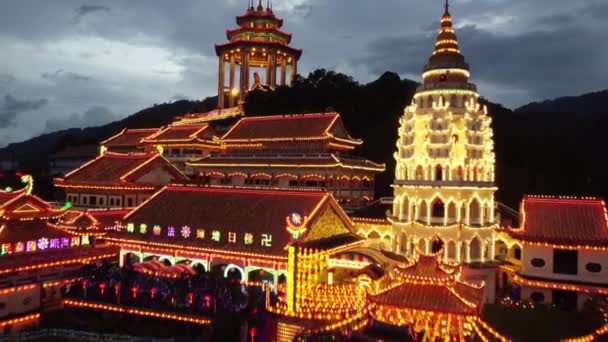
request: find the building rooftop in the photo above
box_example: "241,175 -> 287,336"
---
141,124 -> 216,144
507,196 -> 608,247
100,128 -> 158,148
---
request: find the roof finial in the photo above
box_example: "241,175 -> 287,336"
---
257,0 -> 263,10
444,0 -> 450,15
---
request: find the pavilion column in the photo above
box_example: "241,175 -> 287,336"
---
270,51 -> 277,87
490,238 -> 496,261
266,51 -> 272,86
464,241 -> 471,263
239,50 -> 249,103
424,239 -> 430,254
290,59 -> 297,86
443,246 -> 449,263
280,57 -> 287,86
456,242 -> 462,263
228,54 -> 236,107
217,55 -> 226,109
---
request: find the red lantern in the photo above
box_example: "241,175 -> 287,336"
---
131,286 -> 139,299
114,283 -> 121,296
188,292 -> 194,305
98,282 -> 106,295
150,288 -> 156,299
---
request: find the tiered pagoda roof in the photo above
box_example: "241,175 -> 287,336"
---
215,0 -> 302,58
369,254 -> 484,316
424,0 -> 469,72
54,152 -> 188,190
107,185 -> 361,259
506,196 -> 608,247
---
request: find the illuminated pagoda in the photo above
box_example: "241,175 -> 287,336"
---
186,113 -> 385,209
139,123 -> 220,170
103,185 -> 363,284
496,196 -> 608,311
216,0 -> 302,108
0,175 -> 117,332
100,128 -> 158,153
54,152 -> 188,209
391,0 -> 496,263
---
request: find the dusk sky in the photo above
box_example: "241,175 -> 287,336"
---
1,0 -> 606,147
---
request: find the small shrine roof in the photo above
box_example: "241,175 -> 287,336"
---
100,128 -> 158,148
55,152 -> 187,188
221,113 -> 359,144
507,196 -> 608,247
112,185 -> 358,257
369,254 -> 484,316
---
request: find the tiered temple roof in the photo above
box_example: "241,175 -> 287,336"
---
506,196 -> 608,247
54,152 -> 188,190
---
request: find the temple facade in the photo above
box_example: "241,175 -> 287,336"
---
390,2 -> 496,263
185,113 -> 385,210
216,0 -> 301,108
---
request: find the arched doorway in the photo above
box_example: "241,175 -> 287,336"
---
248,269 -> 274,284
415,165 -> 424,180
418,201 -> 428,222
435,165 -> 443,181
431,198 -> 445,223
431,238 -> 444,254
224,264 -> 244,280
469,199 -> 481,224
470,237 -> 482,262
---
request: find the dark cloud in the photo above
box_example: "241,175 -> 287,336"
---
44,106 -> 115,132
0,94 -> 48,128
353,6 -> 608,106
74,5 -> 110,22
294,4 -> 313,18
41,69 -> 92,82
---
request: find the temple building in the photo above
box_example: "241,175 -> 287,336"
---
496,196 -> 608,311
0,175 -> 117,333
216,0 -> 301,108
53,152 -> 188,209
102,185 -> 364,284
186,113 -> 385,210
139,123 -> 219,170
390,1 -> 496,263
100,128 -> 158,153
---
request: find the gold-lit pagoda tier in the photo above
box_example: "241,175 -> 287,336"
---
391,1 -> 497,264
215,0 -> 302,108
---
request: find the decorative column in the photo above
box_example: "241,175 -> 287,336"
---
280,57 -> 287,86
239,50 -> 249,103
217,55 -> 226,109
424,239 -> 430,254
228,54 -> 236,107
266,51 -> 272,85
290,59 -> 297,86
464,241 -> 471,263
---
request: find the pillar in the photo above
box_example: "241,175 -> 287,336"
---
217,55 -> 226,109
118,249 -> 125,267
456,242 -> 462,263
266,52 -> 272,86
464,241 -> 471,263
239,50 -> 248,103
443,246 -> 449,263
270,52 -> 277,87
290,59 -> 297,86
228,54 -> 236,107
490,238 -> 496,261
424,239 -> 430,254
280,57 -> 287,86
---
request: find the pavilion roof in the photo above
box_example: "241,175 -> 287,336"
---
507,196 -> 608,247
141,124 -> 216,144
220,113 -> 361,145
55,152 -> 187,188
0,178 -> 67,220
111,185 -> 359,257
369,254 -> 484,316
100,128 -> 158,148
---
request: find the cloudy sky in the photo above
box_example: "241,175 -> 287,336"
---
1,0 -> 606,147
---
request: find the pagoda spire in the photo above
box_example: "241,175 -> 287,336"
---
257,0 -> 263,11
422,0 -> 469,72
444,0 -> 450,15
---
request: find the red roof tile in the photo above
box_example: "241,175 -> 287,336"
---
0,220 -> 71,244
56,153 -> 187,187
221,113 -> 358,143
100,128 -> 157,148
142,124 -> 215,143
114,185 -> 353,256
509,196 -> 608,246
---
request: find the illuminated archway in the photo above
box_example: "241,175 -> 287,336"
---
224,264 -> 245,280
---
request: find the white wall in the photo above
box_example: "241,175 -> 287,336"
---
521,245 -> 608,285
